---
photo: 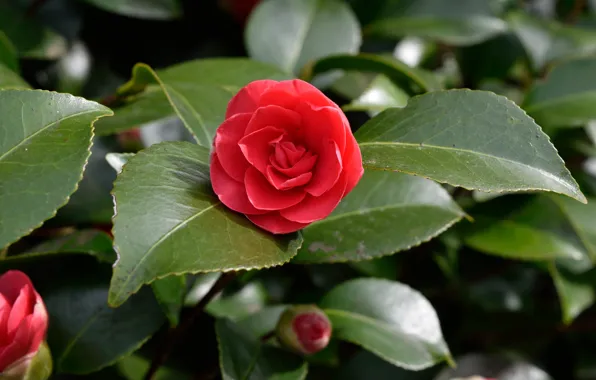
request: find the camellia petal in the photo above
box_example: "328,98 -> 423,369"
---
271,152 -> 317,178
282,174 -> 348,224
266,166 -> 312,190
298,102 -> 347,154
0,272 -> 34,305
225,79 -> 278,118
238,126 -> 286,174
0,318 -> 31,373
247,212 -> 310,235
210,156 -> 268,215
245,166 -> 306,210
259,79 -> 335,110
342,135 -> 365,195
305,139 -> 342,197
244,105 -> 302,137
6,286 -> 33,336
214,113 -> 252,182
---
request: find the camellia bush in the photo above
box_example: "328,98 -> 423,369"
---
5,0 -> 596,379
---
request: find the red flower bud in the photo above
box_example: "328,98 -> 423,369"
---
0,271 -> 50,378
275,305 -> 332,355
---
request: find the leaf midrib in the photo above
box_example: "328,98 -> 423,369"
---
114,201 -> 221,301
358,141 -> 579,196
0,108 -> 101,162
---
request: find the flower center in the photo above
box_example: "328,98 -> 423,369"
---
266,139 -> 318,191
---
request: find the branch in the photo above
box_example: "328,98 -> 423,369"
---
144,272 -> 238,380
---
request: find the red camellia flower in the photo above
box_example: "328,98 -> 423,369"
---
0,271 -> 48,373
211,79 -> 364,234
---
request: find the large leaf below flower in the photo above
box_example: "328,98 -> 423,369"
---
0,90 -> 112,250
108,141 -> 303,307
320,278 -> 453,370
95,59 -> 291,147
355,90 -> 586,203
245,0 -> 361,74
294,170 -> 465,263
216,319 -> 308,380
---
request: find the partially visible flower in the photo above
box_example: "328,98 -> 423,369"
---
220,0 -> 261,24
276,305 -> 332,355
0,271 -> 49,378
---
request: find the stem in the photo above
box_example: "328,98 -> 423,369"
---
144,272 -> 238,380
260,330 -> 276,342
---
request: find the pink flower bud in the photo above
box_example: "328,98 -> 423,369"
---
276,305 -> 332,355
0,271 -> 50,377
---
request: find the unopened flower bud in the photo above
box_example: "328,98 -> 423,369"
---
275,305 -> 332,355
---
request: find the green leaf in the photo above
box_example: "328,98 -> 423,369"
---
309,54 -> 442,94
0,31 -> 19,72
508,11 -> 596,72
0,4 -> 67,60
434,353 -> 552,380
81,0 -> 182,20
117,354 -> 191,380
0,63 -> 30,89
152,275 -> 186,327
47,266 -> 165,374
236,305 -> 289,338
320,278 -> 452,370
95,59 -> 290,145
246,0 -> 361,74
11,229 -> 116,264
355,89 -> 586,203
294,170 -> 464,263
109,141 -> 303,307
524,57 -> 596,128
207,282 -> 268,321
216,319 -> 308,380
549,263 -> 596,325
0,90 -> 113,250
366,0 -> 507,46
343,75 -> 409,115
462,195 -> 596,269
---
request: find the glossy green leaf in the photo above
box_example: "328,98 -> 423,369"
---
11,229 -> 116,264
366,0 -> 507,46
524,57 -> 596,128
309,54 -> 442,94
355,90 -> 585,203
0,90 -> 113,250
549,263 -> 596,325
344,75 -> 409,115
0,63 -> 30,89
152,275 -> 186,327
434,353 -> 552,380
320,278 -> 452,370
95,59 -> 290,145
463,195 -> 596,269
508,11 -> 596,72
236,305 -> 289,338
294,171 -> 465,263
47,267 -> 165,374
82,0 -> 182,20
0,4 -> 67,59
117,354 -> 191,380
0,31 -> 19,73
216,319 -> 308,380
109,141 -> 303,307
207,282 -> 268,320
246,0 -> 361,74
